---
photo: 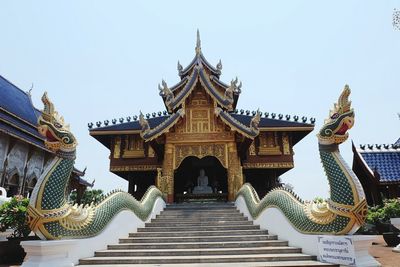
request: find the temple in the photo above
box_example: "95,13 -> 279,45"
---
0,75 -> 93,201
89,31 -> 315,203
352,138 -> 400,206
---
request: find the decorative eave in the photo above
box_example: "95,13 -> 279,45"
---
214,107 -> 260,139
199,67 -> 240,111
162,68 -> 199,113
160,65 -> 240,113
395,137 -> 400,146
140,109 -> 185,142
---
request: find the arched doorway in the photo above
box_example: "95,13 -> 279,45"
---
6,173 -> 19,197
174,156 -> 227,202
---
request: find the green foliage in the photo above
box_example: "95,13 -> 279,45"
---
69,189 -> 104,205
366,198 -> 400,224
313,197 -> 325,204
0,195 -> 31,238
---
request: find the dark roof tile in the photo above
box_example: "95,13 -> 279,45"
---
360,151 -> 400,182
231,114 -> 313,128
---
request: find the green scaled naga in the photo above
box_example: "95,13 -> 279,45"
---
27,93 -> 163,240
236,86 -> 367,235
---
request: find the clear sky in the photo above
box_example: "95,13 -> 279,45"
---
1,1 -> 399,200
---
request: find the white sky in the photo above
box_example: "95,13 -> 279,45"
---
1,1 -> 399,200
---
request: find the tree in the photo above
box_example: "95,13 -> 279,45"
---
69,189 -> 104,205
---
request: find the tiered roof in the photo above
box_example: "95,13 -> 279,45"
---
159,30 -> 241,113
90,31 -> 315,146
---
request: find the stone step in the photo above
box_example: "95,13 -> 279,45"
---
159,211 -> 242,215
145,221 -> 253,227
108,240 -> 290,250
78,261 -> 337,267
157,212 -> 243,218
151,217 -> 248,222
95,246 -> 302,257
119,234 -> 278,243
129,229 -> 268,237
164,207 -> 238,212
139,224 -> 259,232
77,202 -> 334,266
163,207 -> 238,211
166,204 -> 235,209
79,253 -> 316,265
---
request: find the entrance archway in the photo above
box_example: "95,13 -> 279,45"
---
174,156 -> 227,202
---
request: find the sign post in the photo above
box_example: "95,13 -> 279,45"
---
318,235 -> 356,266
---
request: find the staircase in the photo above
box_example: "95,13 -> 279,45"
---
78,202 -> 337,266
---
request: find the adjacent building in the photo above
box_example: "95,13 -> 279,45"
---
352,139 -> 400,206
0,75 -> 92,200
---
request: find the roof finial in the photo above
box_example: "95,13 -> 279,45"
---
195,29 -> 201,54
28,83 -> 34,96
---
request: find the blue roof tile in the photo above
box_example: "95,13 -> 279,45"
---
360,151 -> 400,182
0,75 -> 38,126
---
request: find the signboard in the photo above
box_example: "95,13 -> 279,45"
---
318,235 -> 356,266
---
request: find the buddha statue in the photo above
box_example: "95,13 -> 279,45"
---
192,169 -> 213,194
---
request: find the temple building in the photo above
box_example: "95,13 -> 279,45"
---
352,138 -> 400,206
0,75 -> 92,200
89,32 -> 315,203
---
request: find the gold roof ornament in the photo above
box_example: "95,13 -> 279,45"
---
195,29 -> 201,54
139,111 -> 150,136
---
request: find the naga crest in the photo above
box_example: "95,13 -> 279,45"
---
317,85 -> 354,145
37,93 -> 77,152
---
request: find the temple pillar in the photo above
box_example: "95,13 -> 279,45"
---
227,142 -> 242,201
162,143 -> 174,203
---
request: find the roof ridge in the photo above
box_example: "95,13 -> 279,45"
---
358,143 -> 400,152
88,111 -> 170,130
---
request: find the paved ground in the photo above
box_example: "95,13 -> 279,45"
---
368,235 -> 400,267
1,235 -> 399,267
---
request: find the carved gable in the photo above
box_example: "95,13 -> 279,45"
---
168,86 -> 234,143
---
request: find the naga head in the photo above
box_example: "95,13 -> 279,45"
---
37,92 -> 77,152
317,85 -> 355,145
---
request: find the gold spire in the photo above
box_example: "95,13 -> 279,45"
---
195,29 -> 201,54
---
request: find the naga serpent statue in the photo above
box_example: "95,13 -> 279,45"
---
236,86 -> 368,235
27,93 -> 163,240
